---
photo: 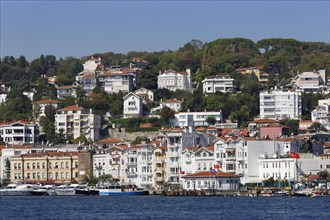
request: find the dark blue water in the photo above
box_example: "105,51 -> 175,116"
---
1,196 -> 329,220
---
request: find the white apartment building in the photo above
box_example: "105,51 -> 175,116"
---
259,153 -> 330,183
181,172 -> 240,191
126,143 -> 156,188
133,87 -> 154,103
98,72 -> 134,94
170,111 -> 223,127
92,145 -> 127,181
213,137 -> 286,184
164,127 -> 209,186
123,93 -> 143,118
259,89 -> 302,120
292,70 -> 327,93
57,85 -> 76,99
55,105 -> 101,141
157,69 -> 192,92
181,146 -> 214,175
160,99 -> 183,112
83,57 -> 102,73
202,76 -> 234,95
0,121 -> 40,145
32,99 -> 60,119
311,98 -> 330,131
258,157 -> 296,182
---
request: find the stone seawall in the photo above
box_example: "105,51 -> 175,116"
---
108,128 -> 159,141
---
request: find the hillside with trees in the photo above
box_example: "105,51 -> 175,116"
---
1,38 -> 329,129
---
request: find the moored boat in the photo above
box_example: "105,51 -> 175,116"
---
293,188 -> 313,197
31,185 -> 57,196
0,184 -> 40,196
258,189 -> 288,197
55,184 -> 80,196
98,182 -> 149,196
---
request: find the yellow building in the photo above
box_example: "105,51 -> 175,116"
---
10,151 -> 92,184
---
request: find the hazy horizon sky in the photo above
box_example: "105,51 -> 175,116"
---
1,0 -> 329,61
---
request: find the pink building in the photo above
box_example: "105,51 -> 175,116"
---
259,124 -> 289,139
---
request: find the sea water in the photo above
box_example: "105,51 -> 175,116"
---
0,196 -> 329,220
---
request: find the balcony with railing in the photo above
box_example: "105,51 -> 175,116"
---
155,176 -> 163,182
155,167 -> 164,173
126,171 -> 137,176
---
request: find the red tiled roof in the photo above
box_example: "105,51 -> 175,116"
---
301,174 -> 319,182
323,142 -> 330,148
20,151 -> 80,158
0,144 -> 33,150
116,144 -> 128,149
260,124 -> 288,128
250,119 -> 280,123
97,138 -> 124,144
58,105 -> 82,111
207,145 -> 214,152
32,99 -> 60,105
195,127 -> 207,131
182,171 -> 239,178
0,120 -> 36,126
185,146 -> 201,151
282,137 -> 294,142
81,75 -> 96,79
234,129 -> 249,137
299,120 -> 313,124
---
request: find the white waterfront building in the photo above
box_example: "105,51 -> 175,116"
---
259,89 -> 302,120
162,127 -> 209,186
258,157 -> 296,182
126,143 -> 156,188
213,137 -> 286,184
92,145 -> 127,181
180,146 -> 215,175
181,172 -> 241,191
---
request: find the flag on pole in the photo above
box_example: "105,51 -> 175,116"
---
290,152 -> 300,159
180,171 -> 185,175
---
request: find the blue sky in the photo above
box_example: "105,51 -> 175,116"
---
1,0 -> 329,61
